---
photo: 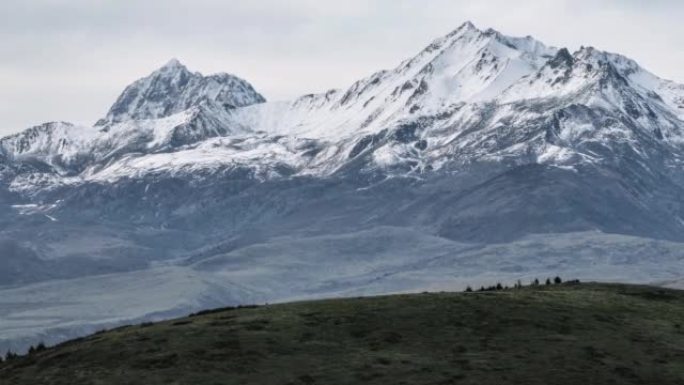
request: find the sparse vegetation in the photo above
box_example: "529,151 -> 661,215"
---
0,282 -> 682,385
469,276 -> 576,293
3,351 -> 17,362
27,342 -> 46,356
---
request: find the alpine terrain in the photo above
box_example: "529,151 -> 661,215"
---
2,22 -> 684,353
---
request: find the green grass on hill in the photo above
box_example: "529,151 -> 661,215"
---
1,283 -> 683,384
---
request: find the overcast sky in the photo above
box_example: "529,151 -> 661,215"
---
1,0 -> 683,136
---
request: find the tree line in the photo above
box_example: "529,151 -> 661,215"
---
464,276 -> 580,292
1,342 -> 46,364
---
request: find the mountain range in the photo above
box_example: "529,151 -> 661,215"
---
2,21 -> 684,353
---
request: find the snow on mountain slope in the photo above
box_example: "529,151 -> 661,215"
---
500,47 -> 684,135
225,22 -> 684,178
83,134 -> 315,183
2,103 -> 260,192
609,52 -> 684,124
0,122 -> 97,172
231,22 -> 558,141
99,59 -> 265,125
4,22 -> 684,186
0,60 -> 269,186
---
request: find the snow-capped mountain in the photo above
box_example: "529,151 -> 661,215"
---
5,22 -> 684,187
3,22 -> 684,353
98,58 -> 265,125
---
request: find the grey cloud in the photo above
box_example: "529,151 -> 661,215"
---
1,0 -> 683,136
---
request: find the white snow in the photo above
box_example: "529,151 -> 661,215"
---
3,22 -> 684,186
101,59 -> 265,124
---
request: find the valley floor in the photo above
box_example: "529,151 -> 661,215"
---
2,229 -> 684,356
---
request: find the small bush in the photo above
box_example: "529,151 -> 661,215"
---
27,343 -> 46,355
4,351 -> 17,361
554,276 -> 563,285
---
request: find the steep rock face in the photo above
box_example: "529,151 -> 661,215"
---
0,122 -> 96,174
98,59 -> 265,125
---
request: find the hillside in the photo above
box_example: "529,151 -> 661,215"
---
1,283 -> 683,384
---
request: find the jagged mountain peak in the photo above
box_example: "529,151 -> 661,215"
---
436,22 -> 555,59
161,58 -> 185,70
547,48 -> 575,68
143,58 -> 194,84
457,20 -> 477,31
324,23 -> 558,119
146,58 -> 195,78
97,60 -> 266,125
392,23 -> 558,89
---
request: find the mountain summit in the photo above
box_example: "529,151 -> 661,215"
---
97,59 -> 265,125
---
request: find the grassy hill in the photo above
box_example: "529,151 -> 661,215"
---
1,282 -> 683,384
